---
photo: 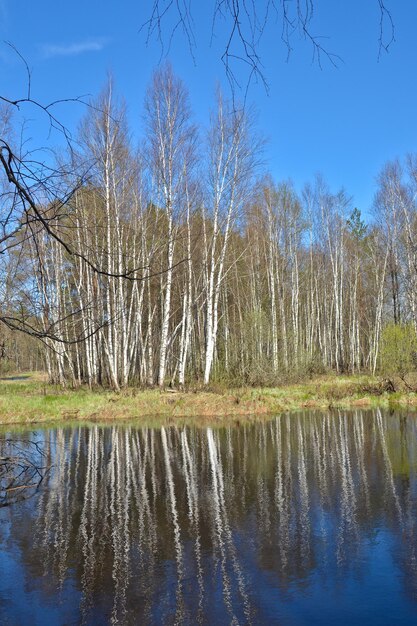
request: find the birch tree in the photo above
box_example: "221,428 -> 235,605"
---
144,64 -> 197,387
202,96 -> 258,384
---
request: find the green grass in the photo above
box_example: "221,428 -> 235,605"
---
1,372 -> 417,427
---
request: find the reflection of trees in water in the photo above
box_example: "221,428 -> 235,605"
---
5,410 -> 417,624
0,434 -> 51,507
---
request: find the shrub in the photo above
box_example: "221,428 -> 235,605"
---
379,322 -> 417,378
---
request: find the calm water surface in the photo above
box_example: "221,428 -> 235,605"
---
1,409 -> 417,625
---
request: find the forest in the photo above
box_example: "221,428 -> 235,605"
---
0,64 -> 415,390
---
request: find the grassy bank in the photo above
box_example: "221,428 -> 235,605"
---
1,372 -> 417,427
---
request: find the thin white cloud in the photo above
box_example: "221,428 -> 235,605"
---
0,0 -> 9,32
42,39 -> 106,58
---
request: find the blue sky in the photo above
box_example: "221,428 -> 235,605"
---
1,1 -> 416,217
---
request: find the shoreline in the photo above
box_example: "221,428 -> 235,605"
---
1,374 -> 417,428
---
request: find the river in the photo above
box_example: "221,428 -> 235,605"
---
1,409 -> 417,624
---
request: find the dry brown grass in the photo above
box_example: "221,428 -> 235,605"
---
1,372 -> 417,427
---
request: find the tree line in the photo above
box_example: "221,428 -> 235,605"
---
0,64 -> 416,388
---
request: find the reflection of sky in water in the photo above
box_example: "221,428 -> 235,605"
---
1,409 -> 417,625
